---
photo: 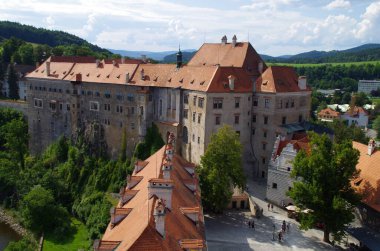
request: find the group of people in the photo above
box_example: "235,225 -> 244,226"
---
273,220 -> 290,242
247,219 -> 255,230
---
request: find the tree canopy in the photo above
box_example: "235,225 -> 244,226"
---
288,132 -> 361,243
198,125 -> 246,213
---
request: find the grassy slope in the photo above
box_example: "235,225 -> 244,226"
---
43,218 -> 90,251
267,61 -> 380,67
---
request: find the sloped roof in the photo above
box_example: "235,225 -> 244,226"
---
345,106 -> 368,117
187,42 -> 266,73
255,66 -> 311,93
318,107 -> 340,117
352,141 -> 380,212
100,146 -> 205,251
275,133 -> 310,157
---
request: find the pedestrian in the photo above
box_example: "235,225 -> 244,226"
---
282,224 -> 286,233
248,220 -> 251,228
251,220 -> 255,230
272,231 -> 276,241
271,204 -> 274,211
267,203 -> 270,211
287,222 -> 290,232
278,231 -> 282,242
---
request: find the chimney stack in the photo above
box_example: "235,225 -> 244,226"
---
298,76 -> 307,90
228,75 -> 236,91
176,47 -> 182,69
162,157 -> 173,180
121,57 -> 125,64
96,59 -> 100,68
45,61 -> 50,76
221,35 -> 227,45
126,73 -> 130,83
153,199 -> 166,237
368,139 -> 376,156
112,60 -> 116,66
140,69 -> 145,80
232,35 -> 237,47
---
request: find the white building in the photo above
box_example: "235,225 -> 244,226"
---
358,80 -> 380,94
266,133 -> 309,207
341,106 -> 369,128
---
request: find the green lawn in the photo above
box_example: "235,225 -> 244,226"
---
43,218 -> 90,251
268,61 -> 380,67
371,97 -> 380,105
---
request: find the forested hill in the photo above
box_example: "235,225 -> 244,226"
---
266,44 -> 380,64
0,21 -> 109,54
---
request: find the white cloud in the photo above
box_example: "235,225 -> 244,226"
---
354,1 -> 380,41
44,16 -> 55,29
325,0 -> 351,10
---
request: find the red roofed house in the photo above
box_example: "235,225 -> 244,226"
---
317,107 -> 341,122
341,106 -> 369,128
94,133 -> 206,251
266,133 -> 310,206
352,140 -> 380,230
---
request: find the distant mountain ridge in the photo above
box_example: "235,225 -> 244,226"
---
109,49 -> 196,61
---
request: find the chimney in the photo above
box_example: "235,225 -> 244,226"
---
96,59 -> 100,68
126,73 -> 130,83
140,69 -> 145,80
368,139 -> 376,156
141,55 -> 147,63
228,75 -> 236,91
148,178 -> 173,209
298,76 -> 307,90
112,60 -> 116,66
162,157 -> 173,179
221,35 -> 227,45
176,47 -> 182,69
121,57 -> 125,64
75,73 -> 82,82
153,199 -> 166,237
45,61 -> 50,76
258,61 -> 263,74
165,144 -> 174,160
232,35 -> 237,47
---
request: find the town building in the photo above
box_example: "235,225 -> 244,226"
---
358,80 -> 380,94
266,133 -> 309,206
352,140 -> 380,230
317,107 -> 340,122
25,36 -> 311,177
341,106 -> 369,128
94,133 -> 206,251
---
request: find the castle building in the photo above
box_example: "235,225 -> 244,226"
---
25,36 -> 311,177
94,133 -> 206,251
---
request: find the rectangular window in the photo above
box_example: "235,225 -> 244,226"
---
127,94 -> 134,102
282,116 -> 287,125
66,104 -> 70,111
264,98 -> 270,108
116,105 -> 123,113
104,104 -> 111,111
272,183 -> 277,189
263,131 -> 267,138
193,96 -> 197,106
184,109 -> 188,119
90,101 -> 99,111
298,114 -> 303,123
116,94 -> 124,101
213,98 -> 223,109
49,101 -> 56,111
192,134 -> 195,142
198,137 -> 200,144
131,107 -> 135,115
291,99 -> 295,108
264,116 -> 268,124
184,94 -> 189,104
253,98 -> 258,107
131,123 -> 135,129
277,99 -> 283,109
252,115 -> 256,123
87,90 -> 93,96
198,113 -> 202,124
252,128 -> 255,135
215,115 -> 221,125
235,97 -> 240,108
262,143 -> 266,150
234,115 -> 240,124
192,112 -> 196,122
198,97 -> 204,108
262,157 -> 266,164
104,92 -> 111,98
34,98 -> 43,108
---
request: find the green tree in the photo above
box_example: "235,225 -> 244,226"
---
373,116 -> 380,139
341,92 -> 351,104
354,92 -> 371,106
21,185 -> 70,234
4,119 -> 28,169
198,125 -> 246,213
288,132 -> 360,243
7,64 -> 19,99
5,237 -> 37,251
18,43 -> 34,65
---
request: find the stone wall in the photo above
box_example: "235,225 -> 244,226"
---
0,99 -> 28,115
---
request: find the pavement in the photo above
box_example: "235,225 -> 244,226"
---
204,167 -> 362,251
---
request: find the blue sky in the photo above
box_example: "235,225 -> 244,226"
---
0,0 -> 379,55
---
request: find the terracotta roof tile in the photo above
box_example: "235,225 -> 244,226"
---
256,66 -> 311,93
352,141 -> 380,212
318,108 -> 340,117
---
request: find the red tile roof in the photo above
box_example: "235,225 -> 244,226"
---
345,106 -> 368,117
255,66 -> 311,93
99,144 -> 205,251
275,133 -> 310,157
352,141 -> 380,212
318,107 -> 340,118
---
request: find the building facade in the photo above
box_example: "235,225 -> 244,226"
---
25,36 -> 311,176
358,80 -> 380,94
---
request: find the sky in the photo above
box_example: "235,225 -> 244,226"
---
0,0 -> 380,56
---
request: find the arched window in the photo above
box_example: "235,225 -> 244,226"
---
182,126 -> 188,143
